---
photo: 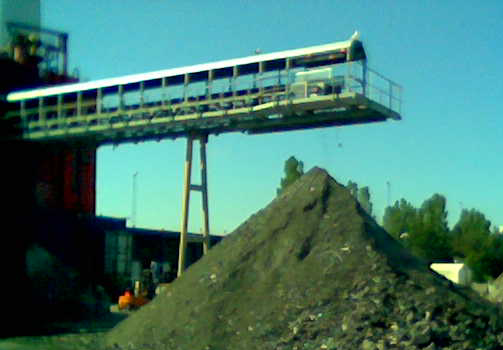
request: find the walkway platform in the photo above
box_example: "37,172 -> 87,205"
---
6,84 -> 400,144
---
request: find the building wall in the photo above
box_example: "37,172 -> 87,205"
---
104,230 -> 133,275
34,143 -> 97,214
0,0 -> 40,49
0,140 -> 96,216
103,229 -> 223,284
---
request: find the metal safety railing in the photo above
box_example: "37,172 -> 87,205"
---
345,61 -> 402,115
366,67 -> 402,115
8,61 -> 401,138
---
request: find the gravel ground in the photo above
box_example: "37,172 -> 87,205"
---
102,168 -> 503,350
0,313 -> 127,350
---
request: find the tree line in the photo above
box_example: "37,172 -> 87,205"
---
383,195 -> 503,282
277,157 -> 502,282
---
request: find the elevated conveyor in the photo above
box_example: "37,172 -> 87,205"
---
5,34 -> 402,275
6,36 -> 401,145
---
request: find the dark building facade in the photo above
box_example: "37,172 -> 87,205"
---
101,217 -> 223,288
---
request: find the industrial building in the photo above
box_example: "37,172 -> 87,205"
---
0,3 -> 225,334
100,217 -> 223,284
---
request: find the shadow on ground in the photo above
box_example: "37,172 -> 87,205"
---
0,312 -> 128,350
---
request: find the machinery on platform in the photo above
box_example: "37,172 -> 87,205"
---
291,67 -> 346,98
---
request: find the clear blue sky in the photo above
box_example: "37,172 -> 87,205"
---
42,1 -> 502,234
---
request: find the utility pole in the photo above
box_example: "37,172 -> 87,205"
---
386,181 -> 391,207
132,171 -> 138,227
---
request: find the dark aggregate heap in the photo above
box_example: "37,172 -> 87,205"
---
105,167 -> 503,350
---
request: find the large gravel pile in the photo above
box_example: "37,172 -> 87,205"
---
104,167 -> 503,350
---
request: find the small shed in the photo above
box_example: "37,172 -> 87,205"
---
430,263 -> 473,286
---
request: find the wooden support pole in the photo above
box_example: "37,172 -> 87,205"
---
178,134 -> 194,277
177,133 -> 211,277
199,134 -> 210,255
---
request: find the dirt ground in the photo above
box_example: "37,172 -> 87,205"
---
0,313 -> 127,350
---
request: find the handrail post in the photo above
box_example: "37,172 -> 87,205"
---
285,58 -> 291,101
259,62 -> 265,97
346,62 -> 351,92
161,77 -> 167,107
77,92 -> 82,116
362,60 -> 368,97
38,97 -> 45,128
389,82 -> 392,110
20,100 -> 26,131
97,88 -> 103,114
207,70 -> 214,100
184,74 -> 190,103
118,85 -> 124,112
140,81 -> 145,109
57,94 -> 63,120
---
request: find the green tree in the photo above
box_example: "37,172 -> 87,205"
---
383,195 -> 503,281
407,194 -> 452,262
451,208 -> 492,258
382,198 -> 417,241
482,234 -> 503,279
383,194 -> 452,263
358,186 -> 373,216
277,156 -> 304,195
347,180 -> 358,198
346,180 -> 374,217
451,208 -> 503,281
464,236 -> 503,282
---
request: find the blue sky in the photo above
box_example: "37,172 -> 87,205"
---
41,1 -> 502,234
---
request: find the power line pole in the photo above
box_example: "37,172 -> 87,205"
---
132,171 -> 138,227
386,181 -> 391,207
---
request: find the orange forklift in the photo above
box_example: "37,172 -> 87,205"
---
118,281 -> 149,310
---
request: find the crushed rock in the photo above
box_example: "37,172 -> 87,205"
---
104,167 -> 503,350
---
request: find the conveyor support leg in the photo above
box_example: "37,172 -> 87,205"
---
177,133 -> 211,277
